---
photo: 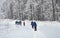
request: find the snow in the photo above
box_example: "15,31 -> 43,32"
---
0,19 -> 60,38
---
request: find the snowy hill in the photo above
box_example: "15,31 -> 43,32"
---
0,19 -> 60,38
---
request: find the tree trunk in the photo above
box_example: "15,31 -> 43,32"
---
52,0 -> 55,21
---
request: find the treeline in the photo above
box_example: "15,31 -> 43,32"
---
1,0 -> 60,21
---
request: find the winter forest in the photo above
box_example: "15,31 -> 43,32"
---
0,0 -> 60,21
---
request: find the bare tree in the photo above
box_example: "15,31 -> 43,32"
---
52,0 -> 56,21
9,3 -> 13,19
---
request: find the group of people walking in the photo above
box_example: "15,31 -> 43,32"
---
15,20 -> 37,31
15,21 -> 25,26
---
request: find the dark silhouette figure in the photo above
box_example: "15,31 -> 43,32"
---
15,21 -> 22,25
19,21 -> 22,25
31,21 -> 34,28
23,21 -> 25,26
33,21 -> 37,31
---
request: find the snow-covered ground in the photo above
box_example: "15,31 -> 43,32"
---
0,19 -> 60,38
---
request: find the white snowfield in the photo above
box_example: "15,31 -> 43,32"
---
0,19 -> 60,38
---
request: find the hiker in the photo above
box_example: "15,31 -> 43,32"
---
33,21 -> 37,31
31,21 -> 34,28
19,21 -> 22,25
23,21 -> 25,26
15,21 -> 19,25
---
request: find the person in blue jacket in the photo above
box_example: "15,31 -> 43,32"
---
33,21 -> 37,31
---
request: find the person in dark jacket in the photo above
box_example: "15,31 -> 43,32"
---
15,20 -> 22,25
19,21 -> 22,25
33,21 -> 37,31
15,21 -> 19,25
31,21 -> 34,28
23,21 -> 25,26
